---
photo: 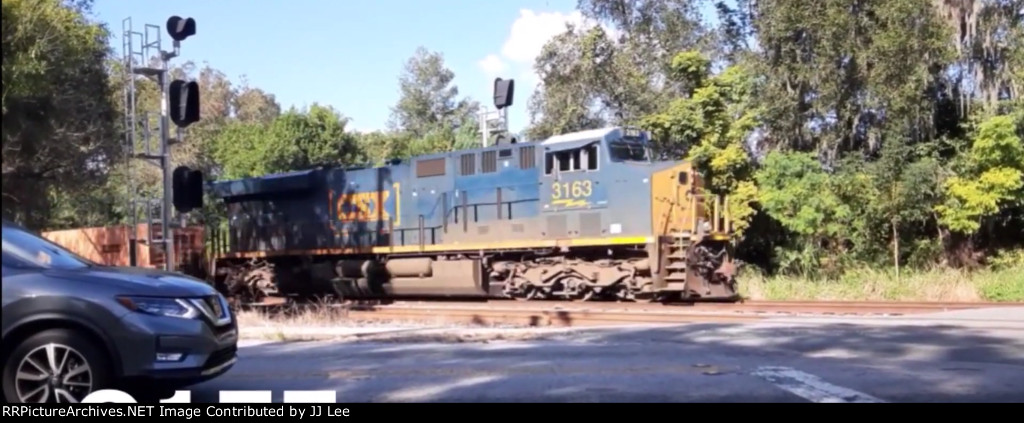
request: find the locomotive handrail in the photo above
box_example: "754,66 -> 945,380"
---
687,191 -> 731,235
205,181 -> 546,259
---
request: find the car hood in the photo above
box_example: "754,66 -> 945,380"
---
44,266 -> 218,297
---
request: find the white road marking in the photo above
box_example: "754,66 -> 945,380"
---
219,390 -> 272,402
381,375 -> 501,402
752,366 -> 887,403
283,390 -> 336,402
238,339 -> 279,348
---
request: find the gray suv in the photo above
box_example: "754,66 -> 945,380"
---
1,219 -> 238,403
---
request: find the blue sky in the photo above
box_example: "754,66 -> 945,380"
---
91,1 -> 719,135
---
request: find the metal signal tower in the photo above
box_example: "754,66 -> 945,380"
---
121,16 -> 199,271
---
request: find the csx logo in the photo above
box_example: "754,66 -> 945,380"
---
330,184 -> 399,223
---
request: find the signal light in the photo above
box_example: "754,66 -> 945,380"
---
493,78 -> 514,110
169,80 -> 200,127
172,166 -> 204,213
166,16 -> 196,41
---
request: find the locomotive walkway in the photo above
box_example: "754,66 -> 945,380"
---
188,304 -> 1024,403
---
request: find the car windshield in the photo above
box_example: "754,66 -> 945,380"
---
608,141 -> 649,162
1,225 -> 95,270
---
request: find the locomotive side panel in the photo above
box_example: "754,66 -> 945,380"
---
325,165 -> 407,251
399,154 -> 452,249
480,131 -> 665,302
650,161 -> 702,237
537,137 -> 654,243
215,169 -> 330,257
361,144 -> 546,252
440,145 -> 543,246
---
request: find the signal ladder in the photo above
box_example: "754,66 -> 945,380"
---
138,197 -> 168,268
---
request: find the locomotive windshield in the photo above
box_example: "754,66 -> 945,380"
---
608,140 -> 649,162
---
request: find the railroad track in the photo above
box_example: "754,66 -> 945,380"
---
234,298 -> 1023,327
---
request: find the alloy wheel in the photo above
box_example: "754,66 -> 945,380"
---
14,343 -> 93,403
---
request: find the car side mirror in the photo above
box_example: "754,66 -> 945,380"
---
678,172 -> 688,184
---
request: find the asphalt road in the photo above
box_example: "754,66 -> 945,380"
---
187,307 -> 1024,403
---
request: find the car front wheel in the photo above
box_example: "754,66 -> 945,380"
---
2,328 -> 113,403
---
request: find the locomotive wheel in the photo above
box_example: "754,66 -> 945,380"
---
514,288 -> 541,301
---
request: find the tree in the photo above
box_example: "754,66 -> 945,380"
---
2,0 -> 119,230
526,0 -> 714,139
741,0 -> 956,162
388,47 -> 480,148
640,51 -> 761,237
936,114 -> 1024,236
208,104 -> 360,180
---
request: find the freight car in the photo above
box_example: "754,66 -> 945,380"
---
205,126 -> 739,304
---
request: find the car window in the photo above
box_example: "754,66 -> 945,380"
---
2,249 -> 33,268
1,226 -> 96,270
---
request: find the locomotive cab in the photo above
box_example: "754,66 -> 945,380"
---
607,127 -> 653,164
534,127 -> 737,301
539,127 -> 654,216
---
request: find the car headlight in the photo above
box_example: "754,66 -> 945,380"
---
116,296 -> 200,319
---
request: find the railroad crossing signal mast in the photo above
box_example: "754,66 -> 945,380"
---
121,15 -> 201,271
479,78 -> 516,146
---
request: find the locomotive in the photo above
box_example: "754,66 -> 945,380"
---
204,126 -> 739,304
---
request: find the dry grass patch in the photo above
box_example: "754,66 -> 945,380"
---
235,302 -> 362,328
233,301 -> 555,343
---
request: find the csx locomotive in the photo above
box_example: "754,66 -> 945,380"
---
205,126 -> 739,304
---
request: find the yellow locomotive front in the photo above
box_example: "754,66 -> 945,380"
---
648,161 -> 739,301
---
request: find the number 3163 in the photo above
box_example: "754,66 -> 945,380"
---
552,180 -> 592,199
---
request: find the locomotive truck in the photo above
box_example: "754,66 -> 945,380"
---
203,126 -> 739,304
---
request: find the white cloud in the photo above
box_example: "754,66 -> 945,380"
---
476,9 -> 618,132
476,9 -> 609,79
500,9 -> 589,64
477,54 -> 507,78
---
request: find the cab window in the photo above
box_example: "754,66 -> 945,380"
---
608,141 -> 649,162
544,143 -> 599,175
1,226 -> 94,270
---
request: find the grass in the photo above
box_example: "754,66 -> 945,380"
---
234,302 -> 383,341
233,301 -> 552,342
738,264 -> 1024,302
235,302 -> 358,329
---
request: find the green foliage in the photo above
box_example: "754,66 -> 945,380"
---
746,0 -> 956,158
977,264 -> 1024,302
668,51 -> 711,93
388,47 -> 479,143
2,0 -> 118,230
209,104 -> 360,180
640,51 -> 761,236
525,26 -> 621,139
989,248 -> 1024,270
755,152 -> 851,242
936,114 -> 1024,233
